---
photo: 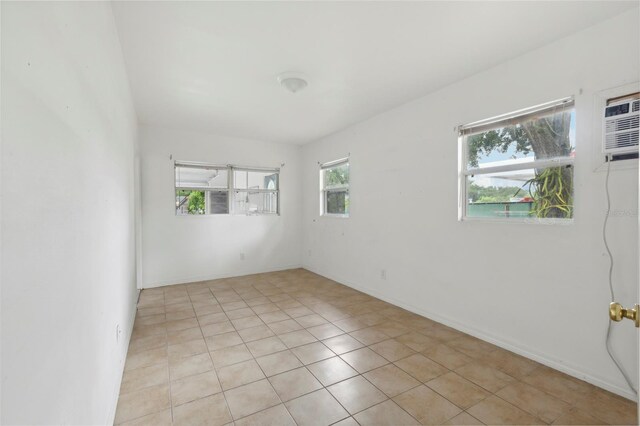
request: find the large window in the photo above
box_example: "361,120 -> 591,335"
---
175,162 -> 279,216
459,97 -> 575,222
320,158 -> 349,217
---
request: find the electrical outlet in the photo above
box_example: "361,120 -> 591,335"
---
308,249 -> 312,256
240,253 -> 245,260
381,269 -> 386,280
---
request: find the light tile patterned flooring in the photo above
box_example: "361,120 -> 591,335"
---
115,269 -> 638,425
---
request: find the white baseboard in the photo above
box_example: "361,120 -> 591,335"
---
303,265 -> 638,402
142,264 -> 304,289
105,290 -> 139,425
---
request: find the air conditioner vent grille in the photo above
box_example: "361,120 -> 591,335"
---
606,115 -> 640,132
633,100 -> 639,112
605,131 -> 639,150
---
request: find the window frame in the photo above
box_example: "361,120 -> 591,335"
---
458,97 -> 575,224
174,161 -> 280,216
231,166 -> 280,216
319,157 -> 350,218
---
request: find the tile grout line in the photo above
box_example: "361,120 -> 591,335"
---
286,303 -> 486,424
272,287 -> 423,423
234,282 -> 349,425
226,286 -> 287,423
247,283 -> 318,424
201,286 -> 236,424
212,283 -> 297,423
161,290 -> 176,424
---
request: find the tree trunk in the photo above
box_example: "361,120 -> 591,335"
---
522,111 -> 572,159
522,111 -> 573,218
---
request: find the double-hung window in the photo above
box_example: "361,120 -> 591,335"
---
320,158 -> 349,217
175,162 -> 279,215
459,97 -> 575,222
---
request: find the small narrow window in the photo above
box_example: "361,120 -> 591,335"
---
320,158 -> 349,217
459,97 -> 575,222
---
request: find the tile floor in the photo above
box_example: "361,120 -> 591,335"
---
115,269 -> 638,425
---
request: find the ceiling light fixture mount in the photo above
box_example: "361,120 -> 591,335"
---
277,72 -> 308,94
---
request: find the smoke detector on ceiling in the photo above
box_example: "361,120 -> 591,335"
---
277,72 -> 308,94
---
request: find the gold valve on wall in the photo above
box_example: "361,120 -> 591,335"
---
609,302 -> 640,327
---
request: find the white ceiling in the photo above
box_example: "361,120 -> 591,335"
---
112,1 -> 637,144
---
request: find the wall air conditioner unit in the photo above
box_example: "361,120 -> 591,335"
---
603,97 -> 639,155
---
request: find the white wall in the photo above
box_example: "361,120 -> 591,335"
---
139,125 -> 302,288
302,10 -> 639,399
1,2 -> 138,424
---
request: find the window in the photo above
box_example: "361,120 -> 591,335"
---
320,158 -> 349,216
232,168 -> 279,215
459,97 -> 575,222
175,163 -> 229,215
175,162 -> 279,216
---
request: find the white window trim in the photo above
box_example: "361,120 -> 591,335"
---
319,157 -> 350,218
175,161 -> 280,216
458,97 -> 575,224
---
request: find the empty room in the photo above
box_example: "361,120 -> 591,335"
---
2,1 -> 640,425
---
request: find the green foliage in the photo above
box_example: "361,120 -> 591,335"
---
176,190 -> 205,214
525,166 -> 573,218
467,126 -> 532,168
326,191 -> 349,214
324,165 -> 349,214
468,184 -> 524,203
187,191 -> 205,214
325,165 -> 349,187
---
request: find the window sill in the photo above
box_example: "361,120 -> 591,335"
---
321,214 -> 349,219
460,216 -> 574,225
175,213 -> 280,217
